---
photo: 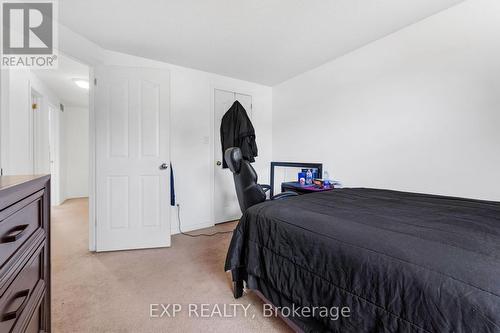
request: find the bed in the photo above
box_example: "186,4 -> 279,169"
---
225,188 -> 500,332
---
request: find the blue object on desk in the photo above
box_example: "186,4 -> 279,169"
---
298,172 -> 306,183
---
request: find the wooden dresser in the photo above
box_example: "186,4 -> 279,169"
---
0,176 -> 51,333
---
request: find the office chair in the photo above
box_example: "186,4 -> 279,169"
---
224,147 -> 298,214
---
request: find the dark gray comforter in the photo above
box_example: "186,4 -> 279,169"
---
225,188 -> 500,332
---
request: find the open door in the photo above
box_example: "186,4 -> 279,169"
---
95,66 -> 171,251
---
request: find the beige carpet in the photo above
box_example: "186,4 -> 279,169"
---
51,198 -> 291,333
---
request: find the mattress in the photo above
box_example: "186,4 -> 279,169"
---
225,188 -> 500,332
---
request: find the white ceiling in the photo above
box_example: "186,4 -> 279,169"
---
59,0 -> 463,85
33,54 -> 89,107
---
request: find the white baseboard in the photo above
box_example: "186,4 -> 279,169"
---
171,220 -> 215,235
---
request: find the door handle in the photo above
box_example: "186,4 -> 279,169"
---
1,289 -> 30,322
159,163 -> 169,170
1,224 -> 29,243
216,161 -> 222,166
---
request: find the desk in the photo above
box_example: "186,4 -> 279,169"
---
270,162 -> 323,197
281,181 -> 334,195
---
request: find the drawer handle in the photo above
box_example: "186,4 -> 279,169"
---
1,224 -> 29,243
1,289 -> 30,322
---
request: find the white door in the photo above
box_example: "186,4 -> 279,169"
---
95,66 -> 171,252
214,89 -> 252,224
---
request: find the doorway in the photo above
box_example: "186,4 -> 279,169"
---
31,54 -> 91,206
213,88 -> 252,224
32,94 -> 61,205
32,89 -> 50,175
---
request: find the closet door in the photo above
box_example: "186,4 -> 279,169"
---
213,89 -> 252,224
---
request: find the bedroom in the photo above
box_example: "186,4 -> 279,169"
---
0,0 -> 499,332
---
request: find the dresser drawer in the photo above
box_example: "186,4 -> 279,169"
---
0,190 -> 45,270
0,241 -> 46,333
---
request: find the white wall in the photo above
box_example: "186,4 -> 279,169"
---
2,69 -> 34,175
272,0 -> 500,202
0,69 -> 9,175
170,65 -> 272,233
57,28 -> 273,238
62,106 -> 89,199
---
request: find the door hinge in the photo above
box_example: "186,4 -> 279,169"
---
0,168 -> 3,176
94,78 -> 97,86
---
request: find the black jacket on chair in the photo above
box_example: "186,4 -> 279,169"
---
220,101 -> 258,168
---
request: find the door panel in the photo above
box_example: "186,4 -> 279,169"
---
213,89 -> 252,224
140,80 -> 161,157
108,176 -> 129,229
95,66 -> 170,251
141,175 -> 160,227
108,82 -> 129,157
